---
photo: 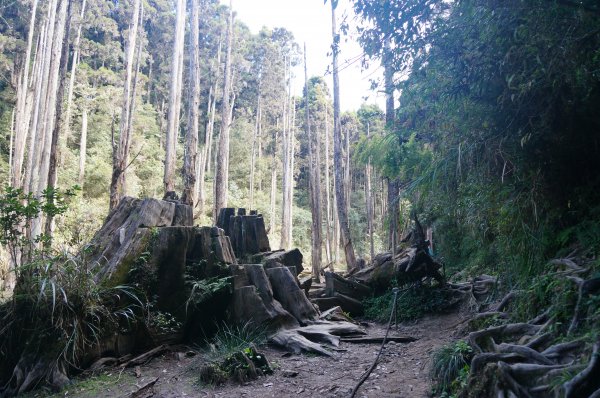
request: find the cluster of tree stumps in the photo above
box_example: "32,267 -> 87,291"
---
0,200 -> 366,395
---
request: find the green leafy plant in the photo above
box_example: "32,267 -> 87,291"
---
431,340 -> 473,396
363,285 -> 452,322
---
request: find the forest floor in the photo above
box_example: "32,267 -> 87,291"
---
26,311 -> 463,398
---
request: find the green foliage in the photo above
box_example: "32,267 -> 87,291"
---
204,321 -> 268,362
1,252 -> 142,367
363,285 -> 452,322
185,276 -> 232,313
431,341 -> 473,396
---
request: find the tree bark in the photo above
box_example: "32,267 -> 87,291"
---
331,3 -> 356,270
109,0 -> 141,210
214,2 -> 234,221
61,0 -> 87,166
305,45 -> 323,282
198,40 -> 222,216
181,0 -> 200,206
164,0 -> 186,194
78,106 -> 88,187
11,0 -> 39,189
365,122 -> 374,261
384,44 -> 399,253
324,104 -> 332,265
280,57 -> 291,250
250,80 -> 261,210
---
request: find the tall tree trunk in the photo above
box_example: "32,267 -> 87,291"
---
164,0 -> 186,194
8,108 -> 15,181
11,0 -> 39,188
287,96 -> 295,246
365,122 -> 374,261
45,0 -> 73,235
305,45 -> 323,282
61,0 -> 87,166
25,0 -> 68,237
344,121 -> 351,214
198,40 -> 222,216
78,106 -> 88,187
269,122 -> 279,239
280,58 -> 291,250
331,3 -> 356,270
181,0 -> 200,206
324,104 -> 332,265
384,44 -> 399,253
214,2 -> 234,222
249,80 -> 261,210
109,0 -> 141,210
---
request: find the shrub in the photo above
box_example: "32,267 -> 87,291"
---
431,340 -> 473,396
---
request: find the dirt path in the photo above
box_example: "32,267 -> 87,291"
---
31,312 -> 463,398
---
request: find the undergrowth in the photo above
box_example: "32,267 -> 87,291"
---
363,284 -> 452,322
431,340 -> 473,397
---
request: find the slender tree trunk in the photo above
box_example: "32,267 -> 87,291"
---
331,3 -> 356,270
384,44 -> 399,253
305,45 -> 323,282
324,104 -> 332,264
287,96 -> 295,246
8,108 -> 15,181
365,122 -> 374,261
164,0 -> 186,194
344,121 -> 351,214
214,2 -> 234,221
27,0 -> 68,237
46,0 -> 73,193
249,80 -> 261,210
61,0 -> 87,166
23,17 -> 48,195
181,0 -> 200,206
78,106 -> 88,186
198,41 -> 222,216
109,0 -> 141,210
269,122 -> 279,238
280,58 -> 291,250
12,0 -> 39,188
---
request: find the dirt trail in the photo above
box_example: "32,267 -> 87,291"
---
33,312 -> 463,398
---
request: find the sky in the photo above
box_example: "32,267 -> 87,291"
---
220,0 -> 385,111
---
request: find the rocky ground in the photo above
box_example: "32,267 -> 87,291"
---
24,311 -> 463,398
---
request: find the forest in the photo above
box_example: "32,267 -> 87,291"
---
0,0 -> 599,397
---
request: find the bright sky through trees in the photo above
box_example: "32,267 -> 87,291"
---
222,0 -> 385,111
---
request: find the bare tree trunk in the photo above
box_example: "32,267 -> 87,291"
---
324,104 -> 332,265
78,106 -> 88,186
344,121 -> 351,214
46,0 -> 73,236
384,44 -> 399,253
365,122 -> 374,261
109,0 -> 141,210
11,0 -> 39,188
331,3 -> 356,270
8,108 -> 15,181
198,41 -> 222,216
249,80 -> 261,210
287,96 -> 295,246
28,0 -> 69,237
181,0 -> 200,206
280,58 -> 291,250
164,0 -> 186,194
305,44 -> 323,282
214,2 -> 234,222
61,0 -> 87,166
269,123 -> 279,239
